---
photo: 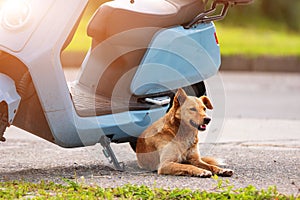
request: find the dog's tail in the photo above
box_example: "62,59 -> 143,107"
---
201,157 -> 227,166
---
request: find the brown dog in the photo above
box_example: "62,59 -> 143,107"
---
136,88 -> 233,177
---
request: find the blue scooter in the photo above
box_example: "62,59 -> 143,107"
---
0,0 -> 252,170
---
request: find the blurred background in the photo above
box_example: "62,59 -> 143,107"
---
63,0 -> 300,71
224,0 -> 300,32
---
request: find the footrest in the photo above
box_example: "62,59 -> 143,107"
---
145,96 -> 171,106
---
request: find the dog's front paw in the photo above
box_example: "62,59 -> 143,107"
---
217,168 -> 234,177
198,170 -> 212,178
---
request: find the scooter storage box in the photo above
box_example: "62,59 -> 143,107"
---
130,22 -> 220,96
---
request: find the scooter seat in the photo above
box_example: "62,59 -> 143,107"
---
87,0 -> 204,46
80,0 -> 204,99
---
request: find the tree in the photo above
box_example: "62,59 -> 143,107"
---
261,0 -> 300,31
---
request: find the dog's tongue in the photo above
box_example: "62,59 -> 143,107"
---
199,124 -> 206,131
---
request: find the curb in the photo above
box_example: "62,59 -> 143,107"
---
220,55 -> 300,72
61,52 -> 300,72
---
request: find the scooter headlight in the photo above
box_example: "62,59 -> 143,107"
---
0,0 -> 31,30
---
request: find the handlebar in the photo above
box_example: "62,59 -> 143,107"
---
184,0 -> 254,29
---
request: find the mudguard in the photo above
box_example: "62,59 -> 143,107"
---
0,73 -> 21,124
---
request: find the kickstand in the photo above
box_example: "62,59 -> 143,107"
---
100,136 -> 125,171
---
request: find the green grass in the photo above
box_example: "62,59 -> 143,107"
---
215,23 -> 300,57
0,177 -> 298,199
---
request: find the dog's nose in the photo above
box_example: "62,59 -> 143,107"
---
203,117 -> 211,124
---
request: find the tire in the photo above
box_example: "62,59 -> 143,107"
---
0,102 -> 8,142
166,81 -> 206,112
183,81 -> 206,97
129,140 -> 137,153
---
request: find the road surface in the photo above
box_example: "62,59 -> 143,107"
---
0,70 -> 299,195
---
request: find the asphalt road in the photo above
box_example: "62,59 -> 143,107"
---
0,70 -> 299,195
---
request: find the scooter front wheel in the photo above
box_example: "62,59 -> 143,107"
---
0,102 -> 8,142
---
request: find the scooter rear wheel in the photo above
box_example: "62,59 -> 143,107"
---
183,81 -> 206,97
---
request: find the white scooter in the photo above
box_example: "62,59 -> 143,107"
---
0,0 -> 252,170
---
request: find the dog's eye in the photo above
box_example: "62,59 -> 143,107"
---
203,107 -> 207,111
190,108 -> 197,111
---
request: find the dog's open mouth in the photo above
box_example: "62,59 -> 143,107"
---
190,120 -> 207,131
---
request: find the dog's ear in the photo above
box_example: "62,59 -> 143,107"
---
200,96 -> 213,110
173,88 -> 187,107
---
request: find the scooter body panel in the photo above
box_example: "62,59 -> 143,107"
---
1,0 -> 91,146
131,22 -> 220,95
0,73 -> 21,124
0,0 -> 56,52
48,106 -> 167,147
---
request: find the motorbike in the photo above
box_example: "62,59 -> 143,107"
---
0,0 -> 252,170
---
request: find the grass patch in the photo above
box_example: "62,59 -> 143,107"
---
0,177 -> 298,199
215,23 -> 300,57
